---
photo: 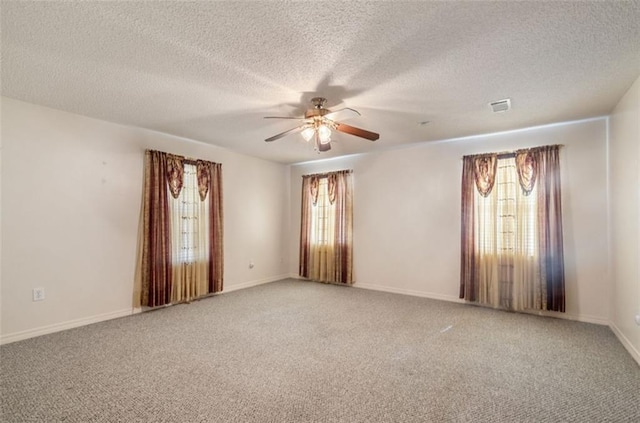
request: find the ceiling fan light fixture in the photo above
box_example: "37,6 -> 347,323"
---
301,127 -> 315,142
264,97 -> 379,150
317,124 -> 331,143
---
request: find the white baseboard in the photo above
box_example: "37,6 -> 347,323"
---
1,275 -> 290,345
223,274 -> 291,293
3,276 -> 622,355
610,322 -> 640,366
353,282 -> 610,326
0,308 -> 133,345
524,310 -> 609,326
353,282 -> 465,303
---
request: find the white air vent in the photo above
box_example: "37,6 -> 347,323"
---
489,98 -> 511,113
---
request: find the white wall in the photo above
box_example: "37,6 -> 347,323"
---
2,93 -> 630,348
609,75 -> 640,363
1,97 -> 290,343
290,118 -> 610,324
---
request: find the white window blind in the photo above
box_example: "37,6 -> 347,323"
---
310,178 -> 332,246
177,164 -> 200,263
477,157 -> 537,257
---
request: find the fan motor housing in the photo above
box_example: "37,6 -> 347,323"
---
305,97 -> 330,118
305,108 -> 329,119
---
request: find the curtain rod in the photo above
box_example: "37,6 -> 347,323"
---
462,144 -> 563,160
146,149 -> 217,165
302,169 -> 353,178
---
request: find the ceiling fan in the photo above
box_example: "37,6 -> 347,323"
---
264,97 -> 379,152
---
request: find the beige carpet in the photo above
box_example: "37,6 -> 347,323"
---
1,279 -> 638,422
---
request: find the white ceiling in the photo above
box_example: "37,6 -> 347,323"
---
2,1 -> 639,164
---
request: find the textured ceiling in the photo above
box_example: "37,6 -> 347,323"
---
2,1 -> 639,164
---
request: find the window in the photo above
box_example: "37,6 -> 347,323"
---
476,157 -> 537,257
460,146 -> 565,312
136,150 -> 223,308
175,164 -> 203,263
310,177 -> 332,246
299,170 -> 353,284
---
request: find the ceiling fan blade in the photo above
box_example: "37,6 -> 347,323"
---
264,116 -> 305,120
335,123 -> 379,141
318,141 -> 331,152
265,125 -> 305,142
323,107 -> 361,120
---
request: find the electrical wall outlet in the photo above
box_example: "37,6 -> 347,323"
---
32,287 -> 45,302
635,313 -> 640,326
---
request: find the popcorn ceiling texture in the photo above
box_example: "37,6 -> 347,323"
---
1,1 -> 639,163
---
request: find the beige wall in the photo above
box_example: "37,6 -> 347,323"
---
3,89 -> 635,354
1,97 -> 290,343
290,118 -> 610,324
609,75 -> 640,363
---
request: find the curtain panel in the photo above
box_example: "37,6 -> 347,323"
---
532,146 -> 565,312
203,161 -> 224,293
135,150 -> 173,307
134,150 -> 223,308
460,155 -> 479,301
459,145 -> 565,312
299,175 -> 315,278
299,170 -> 353,284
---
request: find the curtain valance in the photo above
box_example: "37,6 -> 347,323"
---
464,145 -> 561,197
302,170 -> 353,205
152,150 -> 220,201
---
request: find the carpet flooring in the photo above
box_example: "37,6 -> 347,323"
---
1,279 -> 639,422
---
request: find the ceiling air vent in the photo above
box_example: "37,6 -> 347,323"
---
489,98 -> 511,113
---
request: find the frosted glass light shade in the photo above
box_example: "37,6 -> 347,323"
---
301,127 -> 315,142
318,125 -> 331,144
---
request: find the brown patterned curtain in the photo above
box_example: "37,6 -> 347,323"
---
204,161 -> 224,293
299,170 -> 353,284
166,154 -> 185,199
532,146 -> 565,312
473,154 -> 498,197
134,150 -> 223,307
515,150 -> 537,195
135,150 -> 173,307
196,160 -> 210,201
460,156 -> 477,300
328,171 -> 353,284
309,176 -> 320,205
460,146 -> 565,312
299,175 -> 314,277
